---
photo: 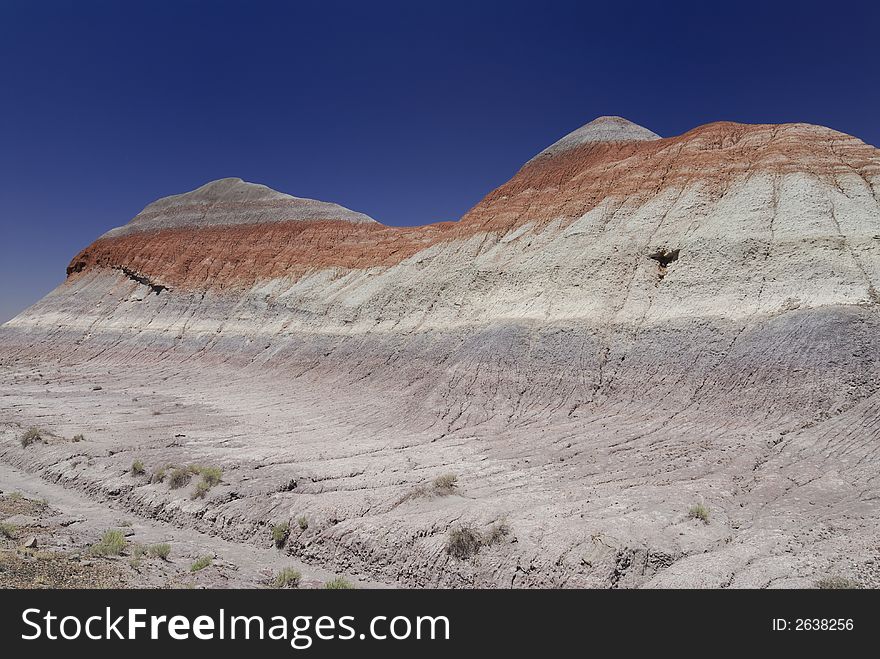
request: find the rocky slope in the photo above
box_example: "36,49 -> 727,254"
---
1,115 -> 879,588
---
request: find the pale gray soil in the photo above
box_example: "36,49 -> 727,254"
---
2,125 -> 879,588
1,345 -> 876,589
0,446 -> 378,589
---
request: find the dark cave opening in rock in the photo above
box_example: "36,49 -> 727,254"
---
648,247 -> 680,280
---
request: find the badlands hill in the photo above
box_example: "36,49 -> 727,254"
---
2,116 -> 879,588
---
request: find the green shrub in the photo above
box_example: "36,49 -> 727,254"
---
187,465 -> 222,499
272,521 -> 291,548
131,459 -> 145,476
149,543 -> 171,561
190,556 -> 212,572
297,515 -> 309,531
817,576 -> 861,589
324,577 -> 355,589
446,526 -> 482,560
20,427 -> 42,448
168,468 -> 191,489
91,529 -> 127,556
687,503 -> 710,524
196,466 -> 222,486
192,480 -> 211,499
274,567 -> 302,588
0,522 -> 18,539
129,546 -> 145,569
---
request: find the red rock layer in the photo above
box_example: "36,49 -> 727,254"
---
67,219 -> 456,291
67,122 -> 879,291
460,122 -> 880,233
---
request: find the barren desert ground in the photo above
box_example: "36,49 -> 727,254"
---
2,117 -> 879,588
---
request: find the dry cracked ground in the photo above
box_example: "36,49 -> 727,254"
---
2,117 -> 880,588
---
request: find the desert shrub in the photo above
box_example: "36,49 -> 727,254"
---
817,576 -> 861,589
484,519 -> 510,546
151,465 -> 169,483
687,503 -> 710,524
0,522 -> 18,539
131,459 -> 145,476
324,577 -> 355,589
190,556 -> 212,572
272,521 -> 291,548
149,543 -> 171,560
72,433 -> 85,442
92,529 -> 127,556
168,468 -> 191,489
196,466 -> 222,486
446,526 -> 482,560
192,480 -> 211,499
274,567 -> 302,588
131,543 -> 146,558
20,427 -> 42,447
432,473 -> 458,495
297,516 -> 309,531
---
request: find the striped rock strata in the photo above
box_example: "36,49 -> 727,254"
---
2,116 -> 880,588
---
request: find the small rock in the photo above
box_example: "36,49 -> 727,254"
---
23,535 -> 38,548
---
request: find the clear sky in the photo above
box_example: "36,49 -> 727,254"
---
1,0 -> 878,322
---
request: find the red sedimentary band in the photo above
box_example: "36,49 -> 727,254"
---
66,122 -> 879,291
66,219 -> 457,291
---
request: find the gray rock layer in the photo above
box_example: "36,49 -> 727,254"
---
2,118 -> 880,588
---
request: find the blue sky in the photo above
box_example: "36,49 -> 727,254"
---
1,0 -> 878,322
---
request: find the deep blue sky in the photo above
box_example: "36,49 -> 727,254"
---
1,0 -> 878,322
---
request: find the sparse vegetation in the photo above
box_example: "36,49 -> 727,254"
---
129,543 -> 146,567
484,519 -> 511,546
274,567 -> 302,588
324,577 -> 355,589
187,465 -> 222,499
816,576 -> 861,589
297,516 -> 309,531
446,526 -> 483,560
432,473 -> 458,495
91,529 -> 127,556
131,459 -> 145,476
190,555 -> 212,572
687,503 -> 710,524
198,480 -> 216,500
151,465 -> 169,483
0,522 -> 18,539
396,473 -> 462,506
192,480 -> 211,499
149,543 -> 171,561
194,466 -> 222,486
72,433 -> 85,442
272,521 -> 291,548
20,427 -> 42,448
168,467 -> 191,489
